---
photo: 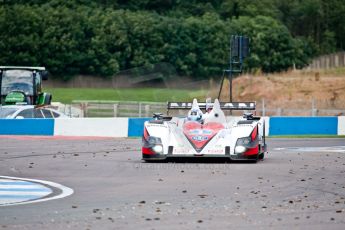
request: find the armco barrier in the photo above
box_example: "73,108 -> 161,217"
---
128,118 -> 150,137
339,116 -> 345,135
269,117 -> 338,135
54,118 -> 128,137
263,117 -> 270,136
0,119 -> 54,136
0,117 -> 343,137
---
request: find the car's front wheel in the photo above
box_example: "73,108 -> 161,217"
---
258,152 -> 265,160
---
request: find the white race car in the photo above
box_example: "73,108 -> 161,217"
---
142,98 -> 267,162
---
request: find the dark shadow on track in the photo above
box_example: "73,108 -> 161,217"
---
143,157 -> 262,164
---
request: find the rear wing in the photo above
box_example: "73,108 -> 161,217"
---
167,102 -> 256,110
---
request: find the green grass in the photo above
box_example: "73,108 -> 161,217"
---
322,67 -> 345,75
46,88 -> 207,104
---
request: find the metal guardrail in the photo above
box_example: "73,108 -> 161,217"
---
68,100 -> 345,117
72,100 -> 167,117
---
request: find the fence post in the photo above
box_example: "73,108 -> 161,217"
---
81,102 -> 88,117
311,99 -> 318,116
277,108 -> 282,116
262,98 -> 265,116
335,54 -> 339,67
113,104 -> 118,117
69,104 -> 72,118
139,102 -> 142,118
145,105 -> 150,117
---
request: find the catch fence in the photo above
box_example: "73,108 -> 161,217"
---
63,99 -> 345,118
306,52 -> 345,69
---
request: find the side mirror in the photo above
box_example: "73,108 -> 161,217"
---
41,71 -> 49,80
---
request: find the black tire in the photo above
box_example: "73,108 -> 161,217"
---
142,154 -> 167,162
246,154 -> 259,163
143,159 -> 166,163
259,122 -> 266,161
263,123 -> 266,148
258,152 -> 265,160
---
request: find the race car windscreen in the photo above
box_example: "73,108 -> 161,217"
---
1,70 -> 34,96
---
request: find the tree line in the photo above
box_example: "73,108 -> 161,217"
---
0,0 -> 343,78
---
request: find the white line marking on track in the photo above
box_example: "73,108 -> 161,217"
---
0,176 -> 74,207
0,184 -> 51,189
0,191 -> 51,196
274,146 -> 345,153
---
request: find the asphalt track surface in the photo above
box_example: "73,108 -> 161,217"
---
0,136 -> 344,230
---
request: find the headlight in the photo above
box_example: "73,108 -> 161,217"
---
235,146 -> 246,154
148,136 -> 162,145
236,137 -> 251,145
235,137 -> 251,154
152,145 -> 163,153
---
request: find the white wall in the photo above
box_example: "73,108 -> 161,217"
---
54,118 -> 128,137
263,117 -> 270,136
338,116 -> 345,135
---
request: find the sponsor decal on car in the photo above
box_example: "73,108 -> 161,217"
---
202,130 -> 213,135
173,148 -> 190,154
189,129 -> 213,135
189,130 -> 199,135
147,124 -> 167,128
207,149 -> 223,154
192,135 -> 208,142
183,123 -> 224,151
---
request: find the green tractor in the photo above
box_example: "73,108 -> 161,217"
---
0,66 -> 52,106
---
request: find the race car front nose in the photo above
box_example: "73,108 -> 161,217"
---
142,136 -> 164,155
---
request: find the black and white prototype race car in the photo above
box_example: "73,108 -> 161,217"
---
142,98 -> 267,162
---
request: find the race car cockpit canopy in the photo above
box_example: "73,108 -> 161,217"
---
202,98 -> 227,124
